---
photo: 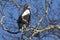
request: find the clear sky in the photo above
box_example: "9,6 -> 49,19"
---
0,0 -> 60,40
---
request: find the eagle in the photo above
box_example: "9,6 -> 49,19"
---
17,5 -> 31,29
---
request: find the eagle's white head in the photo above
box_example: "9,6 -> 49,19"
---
25,5 -> 30,9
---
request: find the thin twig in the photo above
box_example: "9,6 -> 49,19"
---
11,0 -> 22,9
29,0 -> 49,40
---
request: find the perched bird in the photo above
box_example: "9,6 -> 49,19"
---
17,5 -> 31,29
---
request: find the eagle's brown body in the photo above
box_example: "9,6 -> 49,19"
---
17,5 -> 31,29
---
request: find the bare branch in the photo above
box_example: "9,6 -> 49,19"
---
29,0 -> 49,40
0,1 -> 21,34
35,0 -> 49,28
36,13 -> 47,28
29,25 -> 60,40
45,0 -> 49,13
10,0 -> 22,9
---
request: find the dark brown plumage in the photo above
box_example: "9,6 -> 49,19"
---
17,5 -> 31,29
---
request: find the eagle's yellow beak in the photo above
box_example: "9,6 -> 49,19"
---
27,6 -> 30,8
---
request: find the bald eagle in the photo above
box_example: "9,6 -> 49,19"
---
17,5 -> 31,29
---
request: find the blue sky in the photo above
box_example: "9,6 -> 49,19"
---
0,0 -> 60,40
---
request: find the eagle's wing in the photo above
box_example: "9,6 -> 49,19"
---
17,9 -> 31,29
